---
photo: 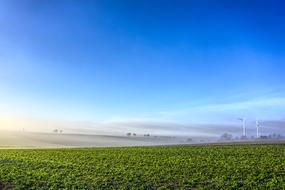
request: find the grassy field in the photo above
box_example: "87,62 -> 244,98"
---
0,144 -> 284,189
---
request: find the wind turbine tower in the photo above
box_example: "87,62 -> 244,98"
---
256,119 -> 261,138
238,118 -> 247,137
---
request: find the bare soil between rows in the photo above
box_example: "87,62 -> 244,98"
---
0,182 -> 13,190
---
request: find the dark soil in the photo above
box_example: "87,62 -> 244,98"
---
0,182 -> 13,190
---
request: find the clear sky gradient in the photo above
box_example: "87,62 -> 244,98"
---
0,0 -> 285,136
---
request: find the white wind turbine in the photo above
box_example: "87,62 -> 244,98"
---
238,118 -> 247,137
256,119 -> 261,138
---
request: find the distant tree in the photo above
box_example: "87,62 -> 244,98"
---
240,135 -> 248,140
133,133 -> 136,136
187,138 -> 193,142
60,130 -> 63,133
272,133 -> 278,139
220,133 -> 232,141
260,136 -> 268,139
270,133 -> 282,139
144,134 -> 150,137
53,129 -> 58,133
126,132 -> 131,137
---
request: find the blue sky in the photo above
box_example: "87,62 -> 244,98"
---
0,0 -> 285,136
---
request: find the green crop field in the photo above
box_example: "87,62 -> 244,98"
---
0,144 -> 284,189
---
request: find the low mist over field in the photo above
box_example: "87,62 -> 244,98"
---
0,130 -> 218,148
